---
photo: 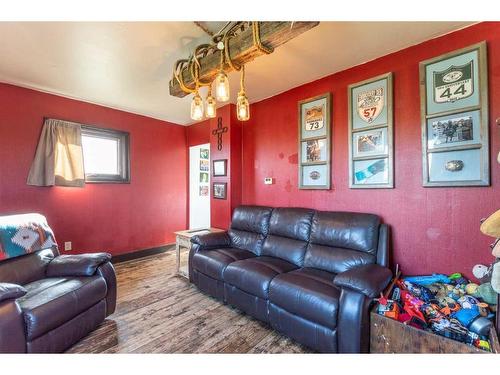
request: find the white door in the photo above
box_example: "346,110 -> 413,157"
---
189,143 -> 211,229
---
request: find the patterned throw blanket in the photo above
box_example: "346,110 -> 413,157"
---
0,213 -> 57,261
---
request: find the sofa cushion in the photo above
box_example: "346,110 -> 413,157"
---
228,206 -> 273,255
192,247 -> 256,281
269,267 -> 340,330
261,208 -> 315,266
223,256 -> 297,299
17,276 -> 107,340
267,207 -> 315,241
309,211 -> 380,254
304,211 -> 379,273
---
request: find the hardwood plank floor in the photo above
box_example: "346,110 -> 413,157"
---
67,250 -> 309,353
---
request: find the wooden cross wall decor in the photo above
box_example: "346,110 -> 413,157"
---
212,117 -> 228,151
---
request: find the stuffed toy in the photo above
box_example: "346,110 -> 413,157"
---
492,261 -> 500,294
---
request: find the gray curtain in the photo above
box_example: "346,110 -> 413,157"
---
27,118 -> 85,187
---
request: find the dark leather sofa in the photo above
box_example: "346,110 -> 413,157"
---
0,249 -> 116,353
189,205 -> 392,353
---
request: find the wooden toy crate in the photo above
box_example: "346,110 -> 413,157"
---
370,283 -> 500,354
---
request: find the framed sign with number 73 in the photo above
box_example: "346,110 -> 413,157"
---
298,92 -> 331,189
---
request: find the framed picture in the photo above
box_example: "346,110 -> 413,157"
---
428,148 -> 483,183
199,185 -> 209,197
212,159 -> 227,177
199,172 -> 209,183
427,110 -> 480,150
200,159 -> 209,172
348,72 -> 394,188
213,182 -> 227,199
353,158 -> 389,185
301,138 -> 328,163
352,128 -> 388,158
420,42 -> 489,186
298,93 -> 331,189
200,148 -> 209,160
301,164 -> 329,188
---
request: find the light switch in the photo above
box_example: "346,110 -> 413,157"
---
264,178 -> 274,185
64,242 -> 72,251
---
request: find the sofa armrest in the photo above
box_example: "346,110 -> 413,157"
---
96,262 -> 117,316
46,253 -> 112,277
191,231 -> 231,250
334,264 -> 392,298
0,283 -> 27,303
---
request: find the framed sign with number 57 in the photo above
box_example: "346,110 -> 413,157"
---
348,72 -> 394,189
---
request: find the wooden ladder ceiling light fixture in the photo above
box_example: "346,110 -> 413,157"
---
171,21 -> 319,122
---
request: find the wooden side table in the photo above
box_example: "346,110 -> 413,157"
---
174,228 -> 224,279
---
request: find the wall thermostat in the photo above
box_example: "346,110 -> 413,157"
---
264,178 -> 274,185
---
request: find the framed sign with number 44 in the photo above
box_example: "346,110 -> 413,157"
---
420,41 -> 489,187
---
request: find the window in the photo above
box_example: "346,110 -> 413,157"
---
81,126 -> 130,183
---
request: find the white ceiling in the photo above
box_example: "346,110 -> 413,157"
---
0,21 -> 473,125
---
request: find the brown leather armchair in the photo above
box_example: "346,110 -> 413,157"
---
0,241 -> 116,353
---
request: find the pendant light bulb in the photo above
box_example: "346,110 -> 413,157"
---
236,65 -> 250,121
190,91 -> 204,121
215,71 -> 230,102
205,85 -> 217,118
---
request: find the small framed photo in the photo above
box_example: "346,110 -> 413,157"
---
301,138 -> 327,163
300,164 -> 329,189
199,172 -> 209,183
353,158 -> 389,186
200,148 -> 209,160
352,128 -> 388,158
427,110 -> 480,150
212,159 -> 227,177
213,182 -> 227,199
199,185 -> 209,197
200,159 -> 209,172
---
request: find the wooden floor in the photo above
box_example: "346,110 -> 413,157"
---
67,249 -> 309,353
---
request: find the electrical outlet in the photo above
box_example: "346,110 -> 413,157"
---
64,242 -> 72,251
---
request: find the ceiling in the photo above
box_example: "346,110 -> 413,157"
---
0,21 -> 474,125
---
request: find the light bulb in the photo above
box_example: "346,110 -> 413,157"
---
206,93 -> 216,118
190,92 -> 204,121
215,71 -> 230,102
237,92 -> 250,121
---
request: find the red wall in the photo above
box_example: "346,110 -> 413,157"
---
241,22 -> 500,277
0,83 -> 188,256
209,105 -> 242,229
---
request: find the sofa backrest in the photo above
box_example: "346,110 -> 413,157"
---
261,207 -> 315,266
228,206 -> 273,255
0,248 -> 57,285
304,211 -> 381,274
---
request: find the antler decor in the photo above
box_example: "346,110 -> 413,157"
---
170,21 -> 319,121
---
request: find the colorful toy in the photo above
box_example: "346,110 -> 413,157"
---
465,283 -> 479,295
376,296 -> 399,320
404,274 -> 451,285
452,304 -> 492,336
477,282 -> 498,305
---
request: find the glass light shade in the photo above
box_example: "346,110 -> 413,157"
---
215,71 -> 230,102
190,93 -> 204,121
205,95 -> 217,118
237,92 -> 250,121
